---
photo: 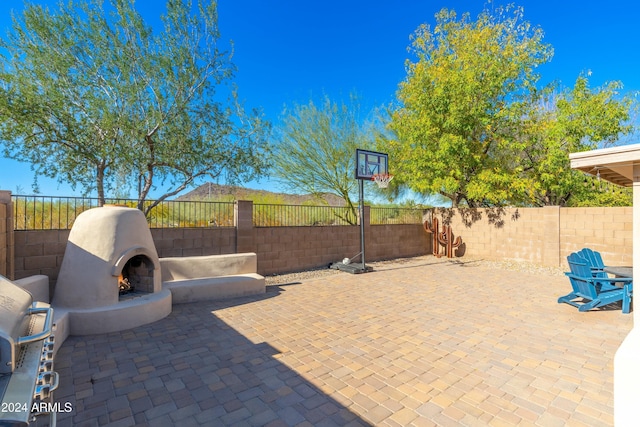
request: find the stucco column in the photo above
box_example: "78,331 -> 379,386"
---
0,191 -> 14,279
614,165 -> 640,426
235,200 -> 255,253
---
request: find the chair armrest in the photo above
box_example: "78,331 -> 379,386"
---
565,273 -> 633,285
595,277 -> 633,283
595,277 -> 633,292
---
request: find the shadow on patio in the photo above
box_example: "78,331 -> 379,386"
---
54,287 -> 372,426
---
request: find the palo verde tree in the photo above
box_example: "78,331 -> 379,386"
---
390,5 -> 553,207
271,95 -> 373,225
0,0 -> 269,215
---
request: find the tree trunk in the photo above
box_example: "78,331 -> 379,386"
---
96,163 -> 106,207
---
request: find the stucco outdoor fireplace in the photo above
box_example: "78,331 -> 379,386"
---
52,205 -> 172,335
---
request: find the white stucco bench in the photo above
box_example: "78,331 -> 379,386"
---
14,275 -> 50,303
159,253 -> 265,304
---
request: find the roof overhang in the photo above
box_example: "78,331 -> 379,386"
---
570,144 -> 640,187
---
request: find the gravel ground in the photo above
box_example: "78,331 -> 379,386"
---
264,254 -> 566,286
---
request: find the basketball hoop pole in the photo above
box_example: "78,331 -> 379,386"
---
359,178 -> 366,270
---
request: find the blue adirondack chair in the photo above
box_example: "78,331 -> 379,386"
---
577,248 -> 608,278
559,253 -> 633,314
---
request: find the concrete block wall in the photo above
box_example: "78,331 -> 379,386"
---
251,225 -> 428,276
437,206 -> 632,268
150,227 -> 236,258
559,207 -> 632,267
368,224 -> 429,261
433,207 -> 555,265
254,226 -> 362,275
13,229 -> 69,293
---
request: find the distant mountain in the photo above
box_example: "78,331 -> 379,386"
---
177,183 -> 346,206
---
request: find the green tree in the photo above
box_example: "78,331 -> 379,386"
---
0,0 -> 269,215
271,95 -> 372,224
569,184 -> 632,207
521,75 -> 634,206
389,5 -> 636,208
390,5 -> 553,207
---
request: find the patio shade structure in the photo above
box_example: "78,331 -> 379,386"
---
570,144 -> 640,427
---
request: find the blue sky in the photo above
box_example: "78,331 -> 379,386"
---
1,0 -> 639,197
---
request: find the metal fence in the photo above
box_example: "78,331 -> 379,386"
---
253,204 -> 426,227
370,207 -> 428,225
11,195 -> 427,230
12,195 -> 235,230
253,204 -> 357,227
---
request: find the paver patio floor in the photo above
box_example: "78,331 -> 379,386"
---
53,256 -> 633,426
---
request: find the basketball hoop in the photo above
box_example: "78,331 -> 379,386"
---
371,173 -> 393,188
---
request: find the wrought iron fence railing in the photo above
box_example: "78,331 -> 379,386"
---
370,207 -> 428,225
12,195 -> 235,230
10,195 -> 427,230
253,204 -> 426,227
253,204 -> 357,227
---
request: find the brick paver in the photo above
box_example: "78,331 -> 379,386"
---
52,256 -> 632,426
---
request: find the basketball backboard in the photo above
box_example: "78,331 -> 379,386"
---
355,149 -> 389,180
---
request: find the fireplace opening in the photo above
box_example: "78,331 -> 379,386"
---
118,255 -> 154,298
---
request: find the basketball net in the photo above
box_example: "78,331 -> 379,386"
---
371,174 -> 393,188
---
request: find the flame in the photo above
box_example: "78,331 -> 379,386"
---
118,274 -> 131,292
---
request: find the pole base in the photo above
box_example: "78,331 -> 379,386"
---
330,262 -> 373,274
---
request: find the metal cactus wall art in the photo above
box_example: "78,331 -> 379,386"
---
423,217 -> 462,258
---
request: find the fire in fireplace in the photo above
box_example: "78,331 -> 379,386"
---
118,255 -> 154,296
